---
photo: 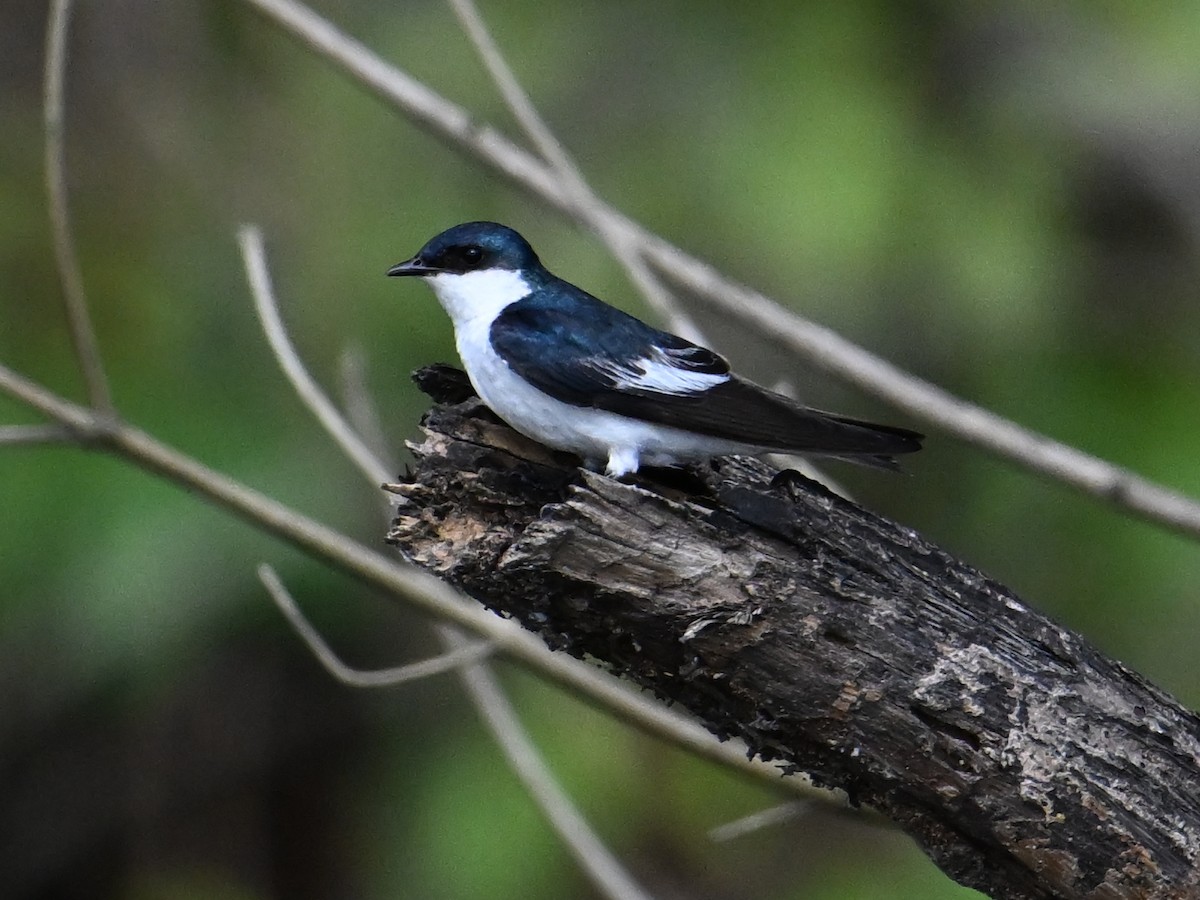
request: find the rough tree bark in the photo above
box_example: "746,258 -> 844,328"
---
387,366 -> 1200,900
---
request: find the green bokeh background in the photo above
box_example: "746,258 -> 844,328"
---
3,1 -> 1199,898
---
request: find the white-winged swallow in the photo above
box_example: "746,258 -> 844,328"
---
388,222 -> 922,477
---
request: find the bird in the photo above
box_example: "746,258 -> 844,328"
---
387,222 -> 922,477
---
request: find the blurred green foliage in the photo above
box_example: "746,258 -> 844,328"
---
2,1 -> 1199,898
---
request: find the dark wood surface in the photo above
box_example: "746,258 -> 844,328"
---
387,365 -> 1200,900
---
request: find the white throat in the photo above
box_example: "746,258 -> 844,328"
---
424,269 -> 532,328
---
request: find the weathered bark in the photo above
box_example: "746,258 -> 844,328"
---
387,365 -> 1200,900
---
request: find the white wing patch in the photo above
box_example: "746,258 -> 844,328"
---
602,348 -> 729,395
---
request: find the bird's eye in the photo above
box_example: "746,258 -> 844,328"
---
461,246 -> 483,266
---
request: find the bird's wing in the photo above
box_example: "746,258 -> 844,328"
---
489,291 -> 730,403
592,374 -> 922,458
490,294 -> 922,458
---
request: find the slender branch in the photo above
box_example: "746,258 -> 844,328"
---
708,803 -> 810,843
259,563 -> 494,687
338,345 -> 397,476
239,225 -> 391,487
444,0 -> 581,189
266,551 -> 649,899
445,0 -> 702,342
43,0 -> 113,414
241,0 -> 1200,541
0,362 -> 108,433
0,424 -> 78,446
438,623 -> 655,900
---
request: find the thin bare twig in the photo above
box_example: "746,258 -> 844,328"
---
444,0 -> 702,343
263,535 -> 652,900
338,345 -> 397,476
241,0 -> 1200,541
259,563 -> 493,687
0,424 -> 78,446
240,225 -> 391,487
437,624 -> 655,900
708,802 -> 811,843
44,0 -> 113,414
444,0 -> 580,188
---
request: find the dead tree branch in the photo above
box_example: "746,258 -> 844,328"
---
388,366 -> 1200,900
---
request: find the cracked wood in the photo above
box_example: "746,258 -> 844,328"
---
387,365 -> 1200,900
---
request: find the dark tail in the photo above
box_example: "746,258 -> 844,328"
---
818,415 -> 923,470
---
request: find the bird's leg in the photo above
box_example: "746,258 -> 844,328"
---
604,447 -> 640,478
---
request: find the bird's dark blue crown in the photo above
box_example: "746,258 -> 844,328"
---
411,221 -> 541,275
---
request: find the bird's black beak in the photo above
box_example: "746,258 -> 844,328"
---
386,257 -> 436,277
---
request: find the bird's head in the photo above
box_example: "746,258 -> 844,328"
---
387,221 -> 540,279
388,222 -> 543,324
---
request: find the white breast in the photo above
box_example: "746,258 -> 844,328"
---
425,269 -> 533,329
